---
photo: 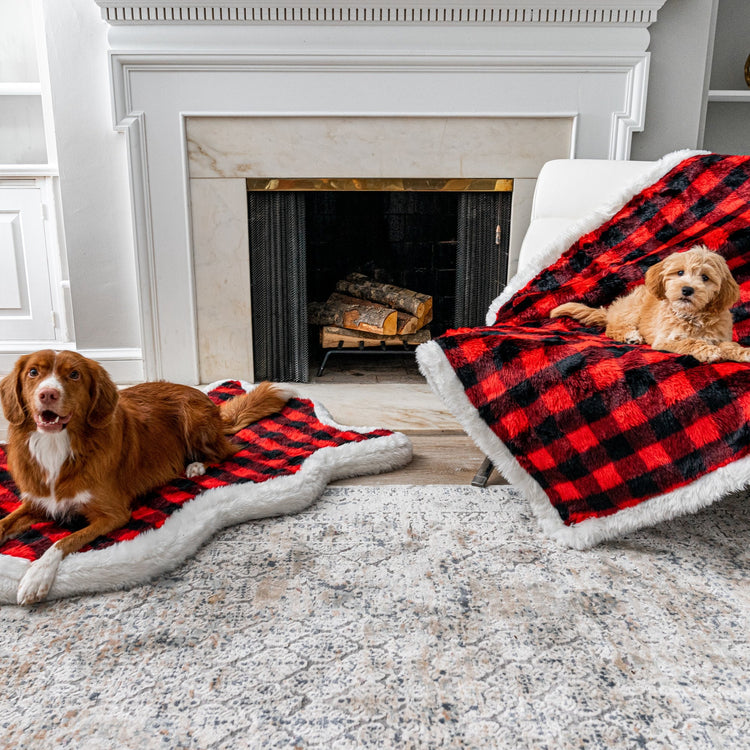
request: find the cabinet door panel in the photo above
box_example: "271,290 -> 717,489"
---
0,187 -> 55,341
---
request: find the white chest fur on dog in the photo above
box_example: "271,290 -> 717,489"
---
28,430 -> 72,484
25,431 -> 91,520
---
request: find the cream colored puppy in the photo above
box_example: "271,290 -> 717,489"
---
550,245 -> 750,363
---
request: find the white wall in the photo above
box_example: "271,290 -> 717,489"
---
40,0 -> 140,354
702,0 -> 750,156
630,0 -> 718,160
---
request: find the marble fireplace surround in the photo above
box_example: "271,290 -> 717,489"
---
98,0 -> 667,383
187,115 -> 572,383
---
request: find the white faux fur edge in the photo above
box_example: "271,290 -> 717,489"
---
418,149 -> 750,548
0,383 -> 412,604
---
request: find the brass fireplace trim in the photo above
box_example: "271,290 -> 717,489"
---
245,178 -> 513,192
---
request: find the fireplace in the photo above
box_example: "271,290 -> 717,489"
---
245,180 -> 511,382
95,0 -> 666,383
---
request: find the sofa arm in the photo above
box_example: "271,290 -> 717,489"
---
517,158 -> 656,273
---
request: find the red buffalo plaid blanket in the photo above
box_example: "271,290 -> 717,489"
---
418,152 -> 750,548
0,382 -> 411,602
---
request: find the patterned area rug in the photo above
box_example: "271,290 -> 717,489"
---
0,382 -> 412,603
1,484 -> 747,748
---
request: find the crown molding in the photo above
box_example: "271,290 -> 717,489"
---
95,1 -> 665,26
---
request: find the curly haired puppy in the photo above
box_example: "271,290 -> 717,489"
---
550,245 -> 750,363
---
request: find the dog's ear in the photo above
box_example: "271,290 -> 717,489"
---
710,264 -> 741,313
86,361 -> 119,429
0,355 -> 30,426
0,355 -> 29,425
644,260 -> 666,300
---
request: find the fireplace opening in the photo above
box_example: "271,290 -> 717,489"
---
247,180 -> 512,383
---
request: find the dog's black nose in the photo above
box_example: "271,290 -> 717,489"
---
681,286 -> 694,297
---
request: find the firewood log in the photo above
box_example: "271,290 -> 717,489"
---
335,273 -> 433,319
396,307 -> 434,335
308,293 -> 398,335
320,325 -> 431,348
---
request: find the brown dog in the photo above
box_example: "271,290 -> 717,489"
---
550,245 -> 750,363
0,350 -> 289,604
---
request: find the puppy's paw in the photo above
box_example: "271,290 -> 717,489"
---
624,330 -> 644,345
697,345 -> 723,363
186,462 -> 207,478
17,545 -> 63,605
718,341 -> 750,363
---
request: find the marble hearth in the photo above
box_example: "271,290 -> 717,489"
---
97,0 -> 666,383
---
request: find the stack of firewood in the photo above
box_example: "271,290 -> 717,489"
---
308,272 -> 433,348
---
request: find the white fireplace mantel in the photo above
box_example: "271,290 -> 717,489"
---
96,1 -> 664,25
96,0 -> 666,383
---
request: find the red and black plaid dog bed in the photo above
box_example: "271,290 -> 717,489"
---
0,382 -> 411,602
418,151 -> 750,548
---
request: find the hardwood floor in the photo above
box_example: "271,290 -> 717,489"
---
293,375 -> 506,487
0,359 -> 505,487
329,432 -> 505,487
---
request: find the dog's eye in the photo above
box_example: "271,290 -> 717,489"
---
28,368 -> 39,378
69,370 -> 80,381
677,270 -> 684,276
702,274 -> 710,282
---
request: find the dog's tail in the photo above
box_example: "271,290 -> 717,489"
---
219,382 -> 293,434
550,302 -> 608,327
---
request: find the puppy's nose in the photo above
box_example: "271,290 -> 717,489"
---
681,286 -> 694,297
38,388 -> 60,406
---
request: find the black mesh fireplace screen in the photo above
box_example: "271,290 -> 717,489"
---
248,192 -> 308,382
248,189 -> 511,382
455,192 -> 511,328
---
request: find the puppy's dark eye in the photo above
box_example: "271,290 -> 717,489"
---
677,270 -> 684,276
28,368 -> 39,378
702,274 -> 710,282
69,370 -> 80,381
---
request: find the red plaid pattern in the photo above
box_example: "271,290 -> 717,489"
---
437,154 -> 750,526
0,382 -> 391,562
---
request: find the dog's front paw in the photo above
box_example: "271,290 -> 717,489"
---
17,545 -> 63,605
624,329 -> 644,345
718,341 -> 750,363
696,345 -> 723,363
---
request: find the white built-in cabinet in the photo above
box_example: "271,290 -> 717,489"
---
0,181 -> 57,342
702,0 -> 750,155
0,0 -> 71,364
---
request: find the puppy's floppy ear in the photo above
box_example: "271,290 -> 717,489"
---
710,262 -> 741,313
644,260 -> 667,300
0,355 -> 30,426
86,361 -> 119,429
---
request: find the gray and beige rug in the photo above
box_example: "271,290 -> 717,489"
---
1,484 -> 748,748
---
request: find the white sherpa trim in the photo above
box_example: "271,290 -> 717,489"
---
485,149 -> 709,325
418,150 -> 750,549
0,383 -> 412,604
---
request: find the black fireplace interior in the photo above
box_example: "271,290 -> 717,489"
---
248,189 -> 511,382
306,191 -> 460,337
